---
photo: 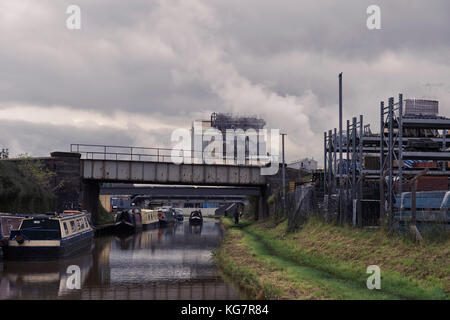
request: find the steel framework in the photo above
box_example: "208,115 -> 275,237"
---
324,92 -> 450,228
324,115 -> 365,226
379,94 -> 450,227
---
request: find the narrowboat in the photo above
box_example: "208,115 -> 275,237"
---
3,211 -> 93,260
174,208 -> 184,222
140,209 -> 159,229
157,206 -> 176,225
0,214 -> 26,248
114,208 -> 143,233
189,210 -> 203,224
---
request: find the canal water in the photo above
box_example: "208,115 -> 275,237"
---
0,218 -> 240,300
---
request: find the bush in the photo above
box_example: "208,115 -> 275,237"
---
0,161 -> 56,213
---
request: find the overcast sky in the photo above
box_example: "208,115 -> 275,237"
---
0,0 -> 449,164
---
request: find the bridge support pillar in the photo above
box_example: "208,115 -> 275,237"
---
48,152 -> 82,211
258,186 -> 269,220
81,181 -> 100,226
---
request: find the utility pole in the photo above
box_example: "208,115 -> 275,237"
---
281,133 -> 287,215
338,73 -> 343,224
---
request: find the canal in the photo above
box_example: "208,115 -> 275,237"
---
0,218 -> 240,300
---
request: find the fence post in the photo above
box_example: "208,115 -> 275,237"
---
409,169 -> 428,243
379,169 -> 389,226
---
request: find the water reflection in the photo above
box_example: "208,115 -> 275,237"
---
0,218 -> 239,300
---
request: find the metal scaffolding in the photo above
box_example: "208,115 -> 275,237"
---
324,92 -> 450,228
323,114 -> 365,226
379,94 -> 450,227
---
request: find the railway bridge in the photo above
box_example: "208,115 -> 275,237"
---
12,144 -> 272,224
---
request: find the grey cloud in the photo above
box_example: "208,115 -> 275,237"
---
0,0 -> 449,163
0,118 -> 180,158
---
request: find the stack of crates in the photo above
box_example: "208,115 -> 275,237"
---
403,99 -> 439,116
397,176 -> 449,192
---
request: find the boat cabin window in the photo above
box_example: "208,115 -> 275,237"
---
70,220 -> 76,232
20,219 -> 61,240
63,222 -> 69,235
84,217 -> 89,227
77,218 -> 83,230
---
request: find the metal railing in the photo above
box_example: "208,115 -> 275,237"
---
70,144 -> 274,167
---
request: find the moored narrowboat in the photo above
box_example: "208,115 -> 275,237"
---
114,208 -> 143,233
189,210 -> 203,224
174,208 -> 184,222
3,211 -> 93,260
140,209 -> 159,229
157,207 -> 176,225
1,214 -> 26,248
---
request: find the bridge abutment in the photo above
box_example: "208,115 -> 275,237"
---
49,152 -> 82,212
81,180 -> 100,226
49,152 -> 100,225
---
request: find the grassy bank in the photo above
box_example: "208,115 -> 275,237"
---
213,217 -> 449,300
0,160 -> 55,213
97,202 -> 115,225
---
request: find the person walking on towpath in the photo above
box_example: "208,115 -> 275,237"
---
234,209 -> 239,225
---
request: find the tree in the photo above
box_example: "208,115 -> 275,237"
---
17,153 -> 58,192
0,148 -> 8,159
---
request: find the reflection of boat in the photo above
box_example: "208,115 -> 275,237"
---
1,252 -> 93,299
114,208 -> 143,233
114,227 -> 161,251
188,222 -> 203,235
189,211 -> 203,225
4,212 -> 93,260
139,228 -> 160,249
140,209 -> 159,229
115,234 -> 135,250
157,207 -> 176,225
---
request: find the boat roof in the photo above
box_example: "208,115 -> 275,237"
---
20,212 -> 88,221
0,213 -> 29,218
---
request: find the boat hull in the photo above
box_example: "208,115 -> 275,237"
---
142,221 -> 159,229
3,230 -> 93,260
114,221 -> 142,233
189,217 -> 203,225
158,218 -> 175,226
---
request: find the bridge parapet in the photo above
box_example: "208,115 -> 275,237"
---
71,143 -> 271,166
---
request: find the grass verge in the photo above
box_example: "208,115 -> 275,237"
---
214,217 -> 449,300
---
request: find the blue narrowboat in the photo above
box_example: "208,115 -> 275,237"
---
0,214 -> 26,248
3,211 -> 93,260
174,208 -> 184,222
